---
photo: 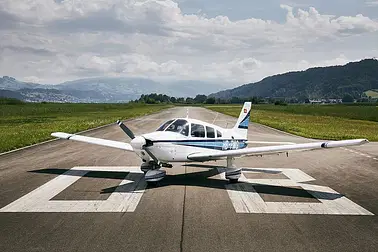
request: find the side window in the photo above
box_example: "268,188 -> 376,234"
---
206,126 -> 215,138
191,124 -> 205,138
181,124 -> 189,136
217,130 -> 222,138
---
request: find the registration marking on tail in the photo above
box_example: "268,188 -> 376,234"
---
0,166 -> 146,213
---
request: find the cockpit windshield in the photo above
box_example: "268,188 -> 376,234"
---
165,119 -> 189,136
156,119 -> 174,131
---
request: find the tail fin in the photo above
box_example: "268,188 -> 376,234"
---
232,102 -> 251,139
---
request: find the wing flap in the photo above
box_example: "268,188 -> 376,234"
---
187,139 -> 369,161
51,132 -> 134,152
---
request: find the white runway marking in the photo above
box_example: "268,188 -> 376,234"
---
342,147 -> 376,161
0,166 -> 146,212
218,168 -> 374,215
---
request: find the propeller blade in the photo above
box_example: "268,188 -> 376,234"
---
116,120 -> 135,139
143,147 -> 160,165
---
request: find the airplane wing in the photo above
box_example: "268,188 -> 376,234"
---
187,139 -> 368,161
51,132 -> 134,152
247,141 -> 295,145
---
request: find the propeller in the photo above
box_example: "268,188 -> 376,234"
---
116,120 -> 160,165
117,120 -> 135,139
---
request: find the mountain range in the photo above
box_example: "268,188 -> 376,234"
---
0,76 -> 228,103
210,59 -> 378,100
2,59 -> 378,103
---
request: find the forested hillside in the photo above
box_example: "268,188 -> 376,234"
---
210,59 -> 378,100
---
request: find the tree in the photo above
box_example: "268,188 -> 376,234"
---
274,100 -> 287,106
170,97 -> 176,103
176,97 -> 185,103
230,97 -> 241,104
146,98 -> 156,104
185,97 -> 194,104
342,94 -> 354,103
194,94 -> 207,103
205,97 -> 216,104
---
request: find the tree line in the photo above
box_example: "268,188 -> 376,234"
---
134,93 -> 286,105
133,93 -> 378,105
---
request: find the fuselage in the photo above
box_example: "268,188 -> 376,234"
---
132,118 -> 248,163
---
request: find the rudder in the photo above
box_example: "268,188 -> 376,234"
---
232,102 -> 251,139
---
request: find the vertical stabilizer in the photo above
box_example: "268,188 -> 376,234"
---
232,102 -> 251,139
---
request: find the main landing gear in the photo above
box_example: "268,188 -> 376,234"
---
141,158 -> 241,184
225,157 -> 242,183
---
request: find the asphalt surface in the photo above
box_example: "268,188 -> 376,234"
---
0,106 -> 377,252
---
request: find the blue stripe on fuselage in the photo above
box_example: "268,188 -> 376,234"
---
153,139 -> 248,151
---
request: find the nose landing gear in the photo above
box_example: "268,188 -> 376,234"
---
145,169 -> 166,182
140,161 -> 166,183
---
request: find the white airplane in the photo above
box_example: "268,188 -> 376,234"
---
52,102 -> 369,183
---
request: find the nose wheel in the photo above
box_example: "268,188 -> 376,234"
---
145,169 -> 166,182
140,161 -> 166,183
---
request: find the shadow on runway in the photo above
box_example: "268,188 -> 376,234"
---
184,164 -> 228,169
29,167 -> 343,200
30,168 -> 129,180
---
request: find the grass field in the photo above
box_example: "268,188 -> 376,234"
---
0,103 -> 172,153
206,104 -> 378,141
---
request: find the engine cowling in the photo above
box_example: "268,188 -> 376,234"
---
130,136 -> 146,150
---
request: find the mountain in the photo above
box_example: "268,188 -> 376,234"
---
56,78 -> 227,98
210,59 -> 378,100
0,76 -> 42,90
0,89 -> 26,100
0,76 -> 227,103
162,80 -> 228,97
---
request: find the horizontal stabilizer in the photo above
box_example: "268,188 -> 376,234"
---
51,132 -> 134,152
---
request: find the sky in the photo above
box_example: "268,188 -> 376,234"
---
0,0 -> 377,86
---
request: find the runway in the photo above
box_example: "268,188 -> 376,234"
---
0,106 -> 377,252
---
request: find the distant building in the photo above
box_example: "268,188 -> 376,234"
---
309,100 -> 323,104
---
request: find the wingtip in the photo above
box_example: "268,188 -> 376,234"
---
51,132 -> 72,139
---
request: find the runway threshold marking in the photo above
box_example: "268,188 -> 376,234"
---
1,166 -> 374,215
0,166 -> 146,212
218,168 -> 374,215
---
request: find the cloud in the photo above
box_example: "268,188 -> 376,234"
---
365,1 -> 378,7
0,0 -> 377,84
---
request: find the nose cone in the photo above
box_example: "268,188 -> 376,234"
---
130,136 -> 146,150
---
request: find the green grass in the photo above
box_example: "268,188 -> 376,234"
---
206,104 -> 378,141
244,104 -> 378,122
0,103 -> 172,153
